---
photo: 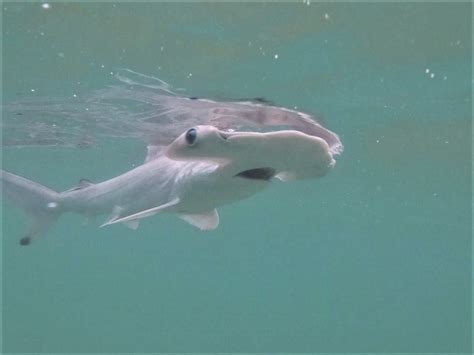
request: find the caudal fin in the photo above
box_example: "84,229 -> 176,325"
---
1,170 -> 62,245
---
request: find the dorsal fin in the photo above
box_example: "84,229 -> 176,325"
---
78,178 -> 94,187
65,178 -> 95,192
144,145 -> 164,163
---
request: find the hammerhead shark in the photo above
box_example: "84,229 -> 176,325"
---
1,124 -> 342,246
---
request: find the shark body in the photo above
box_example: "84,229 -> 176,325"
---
2,125 -> 341,246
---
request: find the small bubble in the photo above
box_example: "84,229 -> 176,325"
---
47,202 -> 58,208
425,68 -> 430,74
376,139 -> 380,143
73,94 -> 77,98
430,73 -> 435,78
30,89 -> 35,92
274,54 -> 279,59
41,3 -> 50,9
101,64 -> 105,68
324,13 -> 330,20
187,73 -> 193,78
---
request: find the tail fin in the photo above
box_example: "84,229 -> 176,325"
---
1,170 -> 62,246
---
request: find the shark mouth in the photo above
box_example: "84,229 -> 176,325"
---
235,167 -> 276,181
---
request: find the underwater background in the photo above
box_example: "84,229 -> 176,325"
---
1,2 -> 471,353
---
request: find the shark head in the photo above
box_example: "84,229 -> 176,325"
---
165,125 -> 337,181
165,125 -> 230,162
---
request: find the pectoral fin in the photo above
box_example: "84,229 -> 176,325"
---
177,209 -> 219,230
100,197 -> 180,227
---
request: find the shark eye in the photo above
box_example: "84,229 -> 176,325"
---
185,128 -> 197,146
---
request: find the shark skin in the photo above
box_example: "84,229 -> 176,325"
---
1,125 -> 342,246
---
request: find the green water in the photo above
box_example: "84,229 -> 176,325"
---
2,2 -> 472,353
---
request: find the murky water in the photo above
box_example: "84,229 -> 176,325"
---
2,2 -> 471,352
